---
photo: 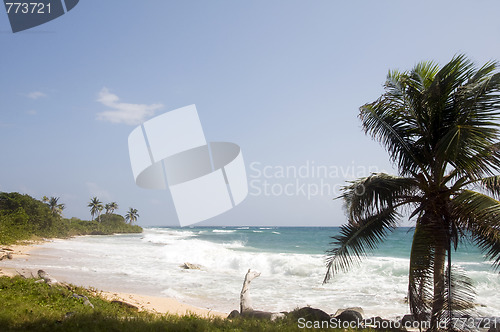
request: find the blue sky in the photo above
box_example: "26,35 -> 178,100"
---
1,1 -> 500,226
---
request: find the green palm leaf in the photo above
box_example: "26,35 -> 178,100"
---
339,173 -> 419,222
408,221 -> 434,322
324,207 -> 399,283
442,266 -> 477,324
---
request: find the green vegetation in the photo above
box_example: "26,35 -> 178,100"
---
325,54 -> 500,330
0,192 -> 142,245
0,276 -> 367,332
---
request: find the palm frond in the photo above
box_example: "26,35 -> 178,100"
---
323,207 -> 399,283
442,266 -> 477,325
451,190 -> 500,269
452,190 -> 500,227
476,175 -> 500,199
465,222 -> 500,270
338,173 -> 419,223
436,64 -> 500,179
408,221 -> 434,322
359,102 -> 427,177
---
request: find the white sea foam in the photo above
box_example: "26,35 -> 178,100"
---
2,228 -> 498,319
212,230 -> 236,233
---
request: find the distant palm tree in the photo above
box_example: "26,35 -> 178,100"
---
324,55 -> 500,330
105,202 -> 118,214
42,196 -> 65,217
125,208 -> 139,224
88,197 -> 103,221
97,205 -> 104,222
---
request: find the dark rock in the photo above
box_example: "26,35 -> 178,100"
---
288,307 -> 331,322
334,307 -> 364,317
401,314 -> 414,326
336,309 -> 363,323
228,310 -> 240,319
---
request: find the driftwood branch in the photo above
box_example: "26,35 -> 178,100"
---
240,269 -> 260,313
237,269 -> 285,321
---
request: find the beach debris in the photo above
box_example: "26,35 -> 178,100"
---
16,270 -> 26,278
72,294 -> 94,308
0,249 -> 13,260
180,262 -> 202,270
240,269 -> 260,313
111,300 -> 139,310
232,269 -> 285,321
37,269 -> 59,286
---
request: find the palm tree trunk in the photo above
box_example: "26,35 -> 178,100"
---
431,240 -> 447,330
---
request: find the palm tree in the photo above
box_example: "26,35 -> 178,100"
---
324,55 -> 500,330
105,202 -> 118,214
42,196 -> 65,217
97,205 -> 104,222
125,208 -> 139,224
88,197 -> 103,221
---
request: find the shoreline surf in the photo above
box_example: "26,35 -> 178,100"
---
1,227 -> 498,321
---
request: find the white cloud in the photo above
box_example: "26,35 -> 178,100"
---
85,182 -> 112,201
26,91 -> 47,99
96,87 -> 163,125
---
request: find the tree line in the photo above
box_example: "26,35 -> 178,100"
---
40,195 -> 139,224
0,192 -> 142,244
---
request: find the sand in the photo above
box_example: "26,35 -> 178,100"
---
100,291 -> 226,318
0,243 -> 40,277
0,242 -> 227,318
